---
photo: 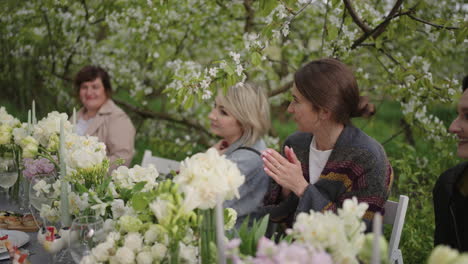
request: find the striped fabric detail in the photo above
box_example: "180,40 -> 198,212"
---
321,172 -> 353,191
322,161 -> 366,190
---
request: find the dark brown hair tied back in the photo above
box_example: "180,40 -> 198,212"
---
352,96 -> 376,118
294,58 -> 376,124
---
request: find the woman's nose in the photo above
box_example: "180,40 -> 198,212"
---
287,102 -> 294,113
449,117 -> 462,134
208,110 -> 216,121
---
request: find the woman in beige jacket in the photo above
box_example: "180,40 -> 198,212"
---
74,65 -> 135,171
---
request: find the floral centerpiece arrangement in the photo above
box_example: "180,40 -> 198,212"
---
0,107 -> 22,197
0,107 -> 21,147
79,148 -> 244,264
427,245 -> 468,264
226,197 -> 389,264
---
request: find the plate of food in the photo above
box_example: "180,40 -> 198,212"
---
0,211 -> 39,232
0,230 -> 30,260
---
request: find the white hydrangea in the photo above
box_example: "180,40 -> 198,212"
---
112,164 -> 159,191
91,241 -> 114,262
179,242 -> 198,264
32,111 -> 72,148
0,107 -> 20,128
287,197 -> 368,264
65,133 -> 107,173
0,106 -> 20,145
149,197 -> 172,225
151,243 -> 167,260
114,247 -> 135,264
174,148 -> 245,210
136,250 -> 153,264
124,232 -> 143,253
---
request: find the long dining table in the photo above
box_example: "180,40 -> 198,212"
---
0,191 -> 73,264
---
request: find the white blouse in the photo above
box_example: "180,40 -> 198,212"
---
75,118 -> 93,136
308,136 -> 333,184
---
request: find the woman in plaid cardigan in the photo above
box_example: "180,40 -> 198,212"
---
261,58 -> 393,231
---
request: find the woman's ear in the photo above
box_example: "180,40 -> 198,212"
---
318,108 -> 332,120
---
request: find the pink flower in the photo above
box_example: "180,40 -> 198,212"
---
22,157 -> 56,180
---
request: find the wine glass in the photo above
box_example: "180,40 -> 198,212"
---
29,173 -> 57,211
69,216 -> 104,264
0,157 -> 18,197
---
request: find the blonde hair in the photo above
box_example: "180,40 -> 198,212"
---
218,83 -> 271,147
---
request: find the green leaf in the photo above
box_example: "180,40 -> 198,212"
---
132,181 -> 147,193
224,63 -> 235,76
226,74 -> 237,88
131,192 -> 150,211
183,95 -> 194,109
258,0 -> 278,17
251,52 -> 262,66
74,183 -> 87,194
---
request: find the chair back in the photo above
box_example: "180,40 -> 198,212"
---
383,195 -> 409,264
141,150 -> 180,175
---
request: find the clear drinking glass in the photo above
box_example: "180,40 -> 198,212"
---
28,173 -> 57,211
69,216 -> 104,264
0,157 -> 18,194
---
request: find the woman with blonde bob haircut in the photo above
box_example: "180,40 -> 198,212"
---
209,82 -> 271,227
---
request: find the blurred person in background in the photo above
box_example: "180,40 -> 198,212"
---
74,65 -> 135,171
433,75 -> 468,252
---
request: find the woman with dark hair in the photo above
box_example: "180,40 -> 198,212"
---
74,65 -> 135,170
433,75 -> 468,252
262,58 -> 393,231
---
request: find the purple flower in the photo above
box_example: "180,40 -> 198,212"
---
309,250 -> 333,264
22,157 -> 56,180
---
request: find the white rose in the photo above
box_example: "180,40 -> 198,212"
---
149,198 -> 172,224
0,125 -> 12,144
179,242 -> 198,264
111,199 -> 127,219
124,233 -> 143,252
115,247 -> 135,264
136,251 -> 153,264
151,243 -> 167,260
79,255 -> 97,264
105,232 -> 121,244
92,241 -> 113,262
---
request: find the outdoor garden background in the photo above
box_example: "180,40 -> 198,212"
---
0,0 -> 466,263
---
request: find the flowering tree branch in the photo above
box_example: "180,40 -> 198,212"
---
113,99 -> 212,139
320,0 -> 331,55
406,14 -> 460,30
342,0 -> 371,33
268,81 -> 293,97
243,0 -> 255,32
351,0 -> 404,49
41,9 -> 56,75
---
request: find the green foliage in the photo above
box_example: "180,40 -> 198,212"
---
0,0 -> 465,261
228,214 -> 270,256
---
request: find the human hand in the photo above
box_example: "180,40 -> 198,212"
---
261,146 -> 309,197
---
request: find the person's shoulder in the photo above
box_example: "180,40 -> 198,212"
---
106,100 -> 126,116
229,142 -> 264,160
436,162 -> 468,186
345,126 -> 385,157
284,131 -> 312,146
